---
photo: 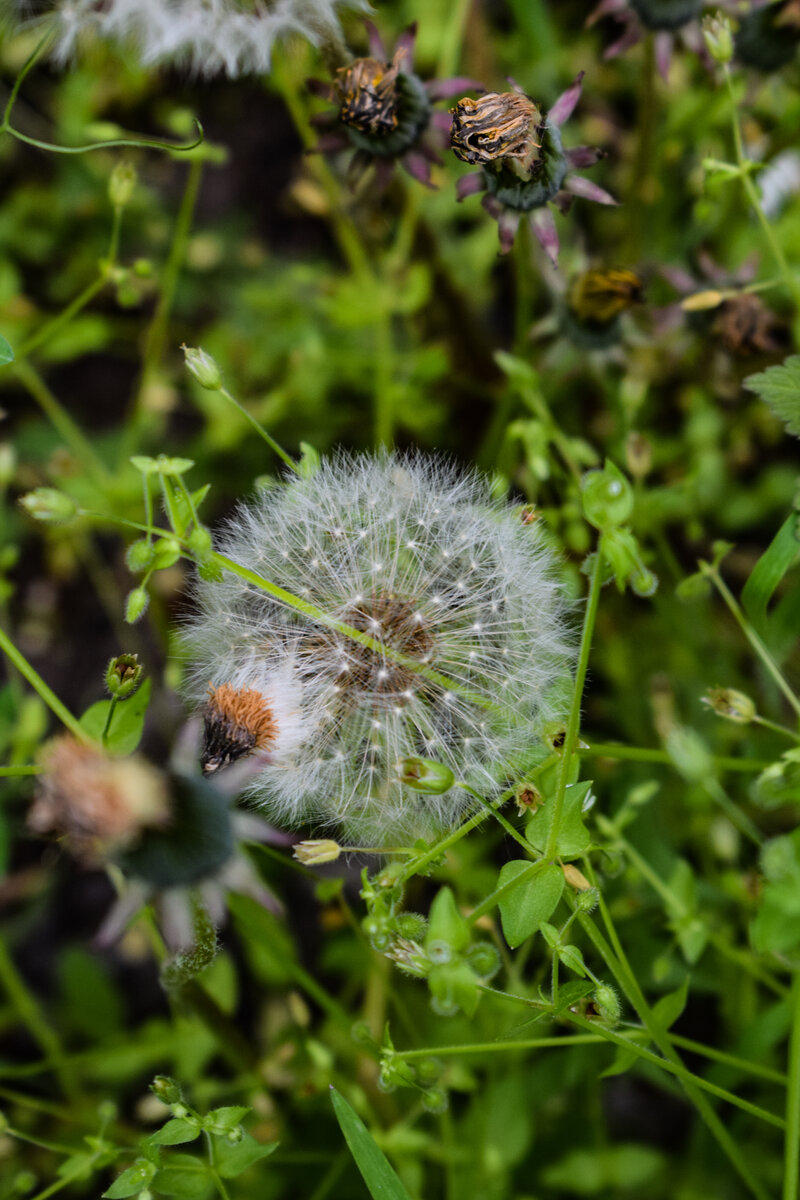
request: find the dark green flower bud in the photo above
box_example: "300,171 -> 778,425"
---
105,653 -> 143,700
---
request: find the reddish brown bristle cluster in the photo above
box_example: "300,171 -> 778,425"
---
201,684 -> 278,775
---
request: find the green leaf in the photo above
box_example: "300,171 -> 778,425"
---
205,1106 -> 251,1132
744,355 -> 800,437
147,1118 -> 201,1146
209,1131 -> 277,1178
78,678 -> 152,756
741,514 -> 800,634
497,861 -> 564,949
541,1144 -> 664,1193
525,781 -> 593,857
550,979 -> 595,1018
601,1043 -> 639,1079
152,1154 -> 212,1198
103,1159 -> 158,1197
330,1086 -> 413,1200
425,887 -> 470,953
651,979 -> 689,1031
0,335 -> 14,365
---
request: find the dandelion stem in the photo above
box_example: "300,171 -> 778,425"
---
544,542 -> 605,860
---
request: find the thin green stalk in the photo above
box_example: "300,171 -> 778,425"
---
0,935 -> 72,1097
784,973 -> 800,1200
0,764 -> 41,775
459,783 -> 531,854
12,360 -> 112,487
544,543 -> 605,860
722,66 -> 800,308
397,784 -> 517,883
704,776 -> 763,846
217,385 -> 300,474
0,625 -> 88,742
574,895 -> 772,1200
754,714 -> 800,743
101,696 -> 118,745
668,1032 -> 787,1086
701,561 -> 800,722
581,740 -> 770,772
16,276 -> 106,360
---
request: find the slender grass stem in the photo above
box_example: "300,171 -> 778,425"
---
0,935 -> 73,1098
12,360 -> 112,487
581,740 -> 770,772
701,561 -> 800,723
544,543 -> 605,860
217,385 -> 299,473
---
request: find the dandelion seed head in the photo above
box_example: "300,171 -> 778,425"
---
183,451 -> 574,844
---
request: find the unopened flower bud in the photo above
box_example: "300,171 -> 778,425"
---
182,345 -> 222,391
293,839 -> 342,865
562,862 -> 592,891
109,162 -> 137,208
581,461 -> 634,530
19,487 -> 78,525
105,653 -> 143,700
396,756 -> 455,794
702,14 -> 734,64
702,687 -> 756,724
625,431 -> 652,480
125,587 -> 149,624
515,782 -> 542,816
593,983 -> 622,1025
151,1077 -> 183,1105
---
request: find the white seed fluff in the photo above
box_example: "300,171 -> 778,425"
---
14,0 -> 368,77
183,452 -> 574,844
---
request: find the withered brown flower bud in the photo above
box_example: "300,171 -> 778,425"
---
336,54 -> 403,137
450,92 -> 543,177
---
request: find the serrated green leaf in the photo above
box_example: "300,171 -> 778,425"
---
330,1087 -> 413,1200
209,1131 -> 277,1178
497,861 -> 564,949
147,1118 -> 201,1146
78,678 -> 152,756
0,335 -> 14,365
744,355 -> 800,438
526,781 -> 593,857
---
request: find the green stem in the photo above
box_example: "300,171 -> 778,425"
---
0,935 -> 72,1097
459,783 -> 531,854
0,626 -> 88,742
701,560 -> 800,722
754,714 -> 800,743
544,543 -> 605,860
101,696 -> 118,746
581,740 -> 769,772
722,66 -> 800,308
784,973 -> 800,1200
12,360 -> 112,487
218,385 -> 299,474
0,765 -> 41,775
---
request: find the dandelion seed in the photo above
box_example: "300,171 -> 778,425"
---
184,452 -> 574,844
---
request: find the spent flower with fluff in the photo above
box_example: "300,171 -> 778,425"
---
183,452 -> 573,846
17,0 -> 369,77
450,74 -> 617,260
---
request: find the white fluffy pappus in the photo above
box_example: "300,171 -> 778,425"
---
14,0 -> 369,77
183,452 -> 575,845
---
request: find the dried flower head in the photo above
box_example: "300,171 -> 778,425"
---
23,0 -> 369,77
310,22 -> 480,189
451,75 -> 616,259
563,267 -> 644,349
29,736 -> 169,863
201,683 -> 280,774
184,452 -> 573,845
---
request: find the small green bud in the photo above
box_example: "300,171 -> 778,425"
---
182,344 -> 223,391
422,1088 -> 448,1114
19,487 -> 78,524
109,162 -> 137,208
187,526 -> 213,561
702,13 -> 734,63
12,1171 -> 37,1194
415,1057 -> 441,1085
396,756 -> 455,794
105,653 -> 143,699
580,461 -> 634,530
465,941 -> 500,979
125,587 -> 150,624
574,887 -> 600,913
593,983 -> 622,1025
151,1076 -> 183,1105
97,1099 -> 118,1123
395,912 -> 427,939
702,686 -> 756,724
126,538 -> 156,573
226,1126 -> 243,1145
133,258 -> 153,277
151,537 -> 181,570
